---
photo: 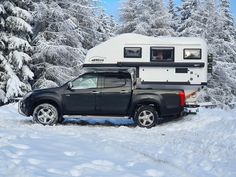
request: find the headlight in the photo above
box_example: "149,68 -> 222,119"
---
23,92 -> 32,99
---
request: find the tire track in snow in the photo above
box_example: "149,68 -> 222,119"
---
117,144 -> 198,177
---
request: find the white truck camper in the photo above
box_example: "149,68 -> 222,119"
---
84,33 -> 212,110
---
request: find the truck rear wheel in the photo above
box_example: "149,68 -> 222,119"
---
33,103 -> 59,126
134,105 -> 158,128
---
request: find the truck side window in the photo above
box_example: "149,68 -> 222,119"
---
72,74 -> 97,89
104,75 -> 128,88
124,47 -> 142,58
184,49 -> 201,59
150,47 -> 174,62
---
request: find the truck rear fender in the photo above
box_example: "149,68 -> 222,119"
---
129,95 -> 164,117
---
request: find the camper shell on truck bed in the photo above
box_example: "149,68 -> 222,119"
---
83,33 -> 211,106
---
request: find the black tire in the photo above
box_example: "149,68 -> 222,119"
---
33,103 -> 59,126
133,105 -> 158,128
58,116 -> 65,124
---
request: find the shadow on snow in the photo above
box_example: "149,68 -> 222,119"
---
16,115 -> 189,128
59,115 -> 187,127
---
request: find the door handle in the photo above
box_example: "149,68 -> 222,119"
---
92,91 -> 100,94
120,90 -> 129,94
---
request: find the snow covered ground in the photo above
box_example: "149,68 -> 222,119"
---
0,103 -> 235,177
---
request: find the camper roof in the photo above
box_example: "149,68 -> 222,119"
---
94,33 -> 206,47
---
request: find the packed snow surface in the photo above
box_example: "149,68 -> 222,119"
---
0,103 -> 235,177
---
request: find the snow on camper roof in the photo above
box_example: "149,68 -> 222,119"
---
109,33 -> 206,45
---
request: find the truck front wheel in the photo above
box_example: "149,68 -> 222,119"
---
134,105 -> 158,128
33,103 -> 59,126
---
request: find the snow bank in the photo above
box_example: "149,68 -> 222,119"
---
0,103 -> 235,177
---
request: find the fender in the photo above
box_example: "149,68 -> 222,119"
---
30,93 -> 62,115
128,93 -> 165,117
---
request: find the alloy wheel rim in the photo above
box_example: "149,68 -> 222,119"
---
138,110 -> 155,127
36,104 -> 57,125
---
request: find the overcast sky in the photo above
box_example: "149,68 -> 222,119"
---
101,0 -> 236,21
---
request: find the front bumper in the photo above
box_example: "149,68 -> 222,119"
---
18,100 -> 31,116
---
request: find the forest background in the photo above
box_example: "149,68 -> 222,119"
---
0,0 -> 235,106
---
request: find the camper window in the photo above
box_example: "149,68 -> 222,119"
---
184,49 -> 201,59
124,47 -> 142,58
150,47 -> 174,62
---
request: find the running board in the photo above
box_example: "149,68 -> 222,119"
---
63,115 -> 130,119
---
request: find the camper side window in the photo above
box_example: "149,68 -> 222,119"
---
184,49 -> 201,59
150,47 -> 174,62
124,47 -> 142,58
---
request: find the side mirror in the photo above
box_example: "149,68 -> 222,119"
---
68,82 -> 73,90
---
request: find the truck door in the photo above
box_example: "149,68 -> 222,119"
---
97,73 -> 132,116
62,73 -> 99,115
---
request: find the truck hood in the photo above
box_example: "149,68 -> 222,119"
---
32,87 -> 62,94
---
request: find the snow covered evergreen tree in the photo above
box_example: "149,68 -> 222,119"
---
119,0 -> 142,34
120,0 -> 175,36
31,0 -> 101,89
144,0 -> 175,36
200,0 -> 236,105
177,0 -> 206,37
219,0 -> 236,42
0,0 -> 34,103
202,0 -> 219,42
96,9 -> 117,42
177,0 -> 194,35
168,0 -> 179,32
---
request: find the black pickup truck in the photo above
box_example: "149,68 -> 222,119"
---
19,68 -> 185,128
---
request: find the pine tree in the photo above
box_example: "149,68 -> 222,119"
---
219,0 -> 236,42
168,0 -> 179,33
96,9 -> 117,42
32,0 -> 101,89
178,0 -> 205,37
144,0 -> 175,36
0,0 -> 34,103
198,0 -> 236,105
203,0 -> 219,42
119,0 -> 142,34
120,0 -> 174,36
